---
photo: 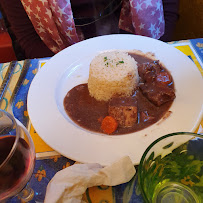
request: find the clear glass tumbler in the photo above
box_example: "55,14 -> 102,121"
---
138,132 -> 203,203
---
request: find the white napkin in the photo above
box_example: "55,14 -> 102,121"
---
44,156 -> 136,203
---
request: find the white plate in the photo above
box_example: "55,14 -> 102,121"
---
28,34 -> 203,166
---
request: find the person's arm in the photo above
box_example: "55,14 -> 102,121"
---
0,0 -> 54,59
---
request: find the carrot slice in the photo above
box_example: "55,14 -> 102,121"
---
101,116 -> 118,134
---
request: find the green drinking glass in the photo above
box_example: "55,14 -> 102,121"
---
138,132 -> 203,203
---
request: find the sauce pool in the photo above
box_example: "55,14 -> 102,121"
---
63,52 -> 175,135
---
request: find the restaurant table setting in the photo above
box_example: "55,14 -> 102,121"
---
0,36 -> 203,203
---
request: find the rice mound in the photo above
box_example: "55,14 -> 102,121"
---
88,50 -> 139,101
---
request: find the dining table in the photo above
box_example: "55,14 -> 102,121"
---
1,38 -> 203,203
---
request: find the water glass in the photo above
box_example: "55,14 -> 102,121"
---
138,132 -> 203,203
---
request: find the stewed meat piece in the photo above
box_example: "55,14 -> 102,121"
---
108,97 -> 137,127
138,61 -> 175,106
156,71 -> 172,85
138,61 -> 162,83
139,82 -> 175,106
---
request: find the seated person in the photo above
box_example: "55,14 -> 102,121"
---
0,0 -> 179,59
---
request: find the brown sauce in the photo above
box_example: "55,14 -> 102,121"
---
63,52 -> 175,135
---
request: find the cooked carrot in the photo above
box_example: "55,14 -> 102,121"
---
101,116 -> 118,134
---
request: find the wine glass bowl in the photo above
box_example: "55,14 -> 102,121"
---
0,110 -> 35,202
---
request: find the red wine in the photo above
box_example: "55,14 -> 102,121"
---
0,135 -> 33,198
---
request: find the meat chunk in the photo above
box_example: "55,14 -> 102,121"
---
140,83 -> 176,106
138,61 -> 162,83
138,60 -> 175,106
156,71 -> 172,85
108,97 -> 137,127
109,106 -> 137,127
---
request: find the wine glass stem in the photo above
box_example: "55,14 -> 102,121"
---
18,185 -> 35,202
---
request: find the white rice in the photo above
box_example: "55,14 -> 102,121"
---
88,50 -> 139,101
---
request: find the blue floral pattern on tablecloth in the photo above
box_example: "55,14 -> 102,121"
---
13,59 -> 40,126
8,156 -> 75,202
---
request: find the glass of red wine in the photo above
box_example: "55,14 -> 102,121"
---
0,110 -> 35,202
